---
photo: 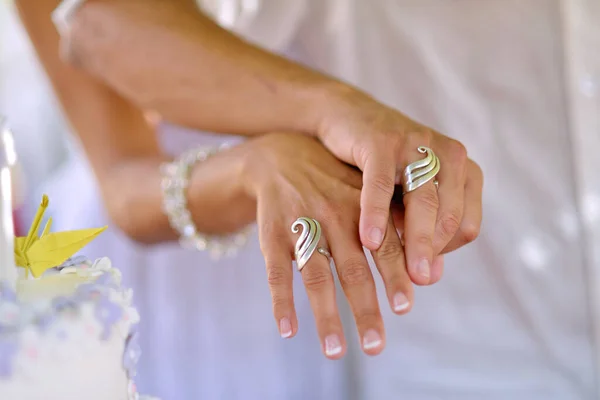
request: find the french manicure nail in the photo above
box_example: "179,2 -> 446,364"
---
416,258 -> 431,280
362,329 -> 382,351
325,334 -> 342,356
369,227 -> 384,246
279,318 -> 292,338
393,292 -> 410,312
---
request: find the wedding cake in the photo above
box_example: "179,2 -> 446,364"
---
0,120 -> 156,399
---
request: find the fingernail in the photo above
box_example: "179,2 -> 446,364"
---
362,329 -> 382,351
279,317 -> 292,338
393,292 -> 410,312
325,334 -> 343,356
368,227 -> 384,246
416,258 -> 431,280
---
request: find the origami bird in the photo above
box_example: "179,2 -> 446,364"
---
13,194 -> 106,278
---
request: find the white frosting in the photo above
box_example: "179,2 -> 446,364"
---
1,327 -> 129,400
0,257 -> 152,400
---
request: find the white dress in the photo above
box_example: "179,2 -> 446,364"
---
42,0 -> 600,399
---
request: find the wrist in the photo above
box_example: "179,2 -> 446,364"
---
305,80 -> 373,140
187,145 -> 256,234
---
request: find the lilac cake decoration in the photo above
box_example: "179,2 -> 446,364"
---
0,256 -> 156,399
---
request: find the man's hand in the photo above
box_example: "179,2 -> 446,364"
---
318,89 -> 484,285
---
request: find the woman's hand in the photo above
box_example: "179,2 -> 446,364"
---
241,133 -> 413,359
317,88 -> 484,285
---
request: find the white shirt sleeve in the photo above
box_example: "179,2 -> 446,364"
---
196,0 -> 308,52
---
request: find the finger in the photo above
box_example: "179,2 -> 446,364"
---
402,152 -> 439,286
432,140 -> 468,255
328,222 -> 385,356
296,230 -> 346,359
394,205 -> 445,284
257,204 -> 298,339
442,159 -> 483,253
428,254 -> 445,284
359,149 -> 397,250
371,216 -> 413,315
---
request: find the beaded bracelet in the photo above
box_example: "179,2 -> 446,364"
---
159,145 -> 252,259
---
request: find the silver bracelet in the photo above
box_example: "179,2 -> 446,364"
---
160,144 -> 252,259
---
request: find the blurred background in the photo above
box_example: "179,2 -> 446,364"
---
0,0 -> 71,230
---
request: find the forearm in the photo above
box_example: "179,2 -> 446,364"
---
64,0 -> 351,136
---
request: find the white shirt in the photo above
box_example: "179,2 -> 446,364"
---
51,0 -> 600,399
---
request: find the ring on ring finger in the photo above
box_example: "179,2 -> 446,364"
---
402,146 -> 441,194
291,217 -> 332,271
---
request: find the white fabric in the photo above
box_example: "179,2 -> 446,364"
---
44,0 -> 600,399
0,1 -> 70,222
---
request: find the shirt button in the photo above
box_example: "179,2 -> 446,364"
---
580,74 -> 598,98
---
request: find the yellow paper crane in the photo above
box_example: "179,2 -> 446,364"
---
14,194 -> 107,278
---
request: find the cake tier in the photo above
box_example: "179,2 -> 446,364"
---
0,257 -> 155,400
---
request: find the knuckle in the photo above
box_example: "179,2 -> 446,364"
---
266,266 -> 289,288
290,201 -> 309,220
259,229 -> 289,254
446,139 -> 468,163
346,187 -> 362,206
469,159 -> 484,181
352,144 -> 373,169
413,233 -> 433,248
354,310 -> 381,328
338,257 -> 372,287
413,189 -> 439,213
407,127 -> 431,140
318,200 -> 343,225
369,173 -> 396,198
404,130 -> 421,142
420,129 -> 434,143
271,293 -> 291,313
438,209 -> 462,238
460,222 -> 481,243
303,268 -> 333,291
259,219 -> 282,239
376,240 -> 404,262
367,204 -> 391,221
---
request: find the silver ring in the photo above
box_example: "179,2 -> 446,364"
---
317,247 -> 331,259
291,217 -> 330,271
403,146 -> 441,194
